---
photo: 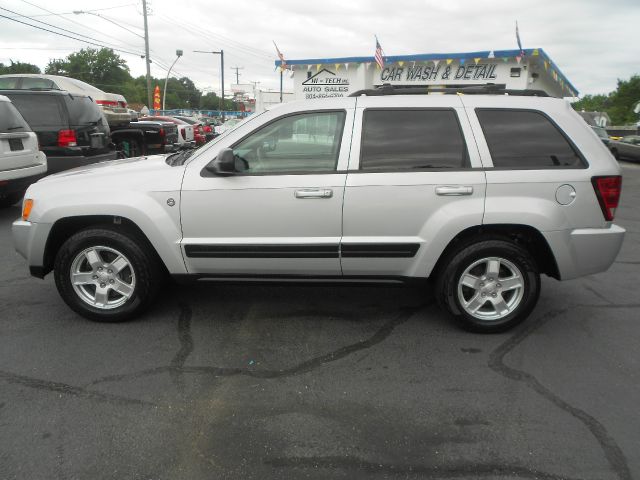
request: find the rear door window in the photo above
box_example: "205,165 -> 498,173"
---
0,102 -> 30,133
476,109 -> 584,168
7,94 -> 65,128
360,109 -> 468,170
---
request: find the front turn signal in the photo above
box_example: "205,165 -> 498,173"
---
22,199 -> 33,221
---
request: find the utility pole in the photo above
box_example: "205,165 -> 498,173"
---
194,49 -> 225,121
142,0 -> 152,110
231,66 -> 244,85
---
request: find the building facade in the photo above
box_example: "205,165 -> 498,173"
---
277,48 -> 577,101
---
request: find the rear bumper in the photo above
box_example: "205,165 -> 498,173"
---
45,151 -> 118,174
0,163 -> 47,196
544,224 -> 626,280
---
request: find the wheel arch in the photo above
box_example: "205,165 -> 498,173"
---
430,224 -> 560,281
41,215 -> 172,277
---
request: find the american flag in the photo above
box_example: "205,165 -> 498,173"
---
374,36 -> 385,69
516,21 -> 525,57
273,41 -> 287,71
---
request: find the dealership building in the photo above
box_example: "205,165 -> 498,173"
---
277,48 -> 577,101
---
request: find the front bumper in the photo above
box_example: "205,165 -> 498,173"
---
12,219 -> 52,277
544,224 -> 626,280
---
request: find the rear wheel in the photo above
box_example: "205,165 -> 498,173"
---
54,227 -> 162,322
436,239 -> 540,333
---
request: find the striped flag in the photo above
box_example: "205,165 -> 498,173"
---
516,21 -> 525,57
374,35 -> 385,69
273,41 -> 287,71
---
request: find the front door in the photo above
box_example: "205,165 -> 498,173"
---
180,104 -> 354,276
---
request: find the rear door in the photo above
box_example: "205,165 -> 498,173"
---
341,95 -> 486,278
6,93 -> 66,152
65,95 -> 110,151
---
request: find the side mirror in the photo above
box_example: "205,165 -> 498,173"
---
205,148 -> 248,176
205,148 -> 236,176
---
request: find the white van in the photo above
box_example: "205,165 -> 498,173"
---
0,95 -> 47,207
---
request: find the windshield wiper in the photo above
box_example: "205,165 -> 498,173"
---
166,149 -> 195,166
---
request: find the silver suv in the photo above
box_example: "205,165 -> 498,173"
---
12,86 -> 625,332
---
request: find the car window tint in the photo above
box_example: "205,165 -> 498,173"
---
7,94 -> 64,127
0,102 -> 30,132
20,77 -> 58,90
0,77 -> 19,89
477,109 -> 583,168
232,111 -> 346,174
360,109 -> 468,170
65,95 -> 104,126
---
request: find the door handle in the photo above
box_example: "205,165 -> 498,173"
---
435,185 -> 473,196
295,189 -> 333,199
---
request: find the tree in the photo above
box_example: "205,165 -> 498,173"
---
0,60 -> 41,74
45,48 -> 131,93
572,75 -> 640,125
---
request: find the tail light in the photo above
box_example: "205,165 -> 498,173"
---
159,127 -> 166,145
203,125 -> 212,133
118,101 -> 127,108
58,129 -> 77,147
95,100 -> 119,107
181,128 -> 186,140
591,176 -> 622,221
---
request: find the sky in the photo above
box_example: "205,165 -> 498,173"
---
0,0 -> 639,99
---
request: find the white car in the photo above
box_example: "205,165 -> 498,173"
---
12,86 -> 625,332
0,95 -> 47,207
0,74 -> 131,127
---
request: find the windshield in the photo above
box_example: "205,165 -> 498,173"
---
592,126 -> 608,139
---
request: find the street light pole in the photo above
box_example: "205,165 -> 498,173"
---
142,0 -> 152,111
194,49 -> 225,121
163,49 -> 183,111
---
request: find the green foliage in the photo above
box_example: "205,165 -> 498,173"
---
10,48 -> 237,112
0,60 -> 41,74
45,47 -> 130,92
573,75 -> 640,125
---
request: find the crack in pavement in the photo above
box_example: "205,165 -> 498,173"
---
488,307 -> 632,480
0,369 -> 155,408
90,304 -> 424,386
169,302 -> 193,393
265,456 -> 583,479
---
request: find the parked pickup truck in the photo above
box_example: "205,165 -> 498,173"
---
111,120 -> 180,158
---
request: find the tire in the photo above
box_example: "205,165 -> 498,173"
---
0,191 -> 24,208
436,239 -> 540,333
54,227 -> 163,322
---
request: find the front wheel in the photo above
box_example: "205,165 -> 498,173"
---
436,239 -> 540,333
54,227 -> 162,322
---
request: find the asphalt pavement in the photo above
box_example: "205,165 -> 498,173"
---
0,162 -> 639,480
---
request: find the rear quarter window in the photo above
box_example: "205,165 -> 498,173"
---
65,95 -> 106,126
0,102 -> 31,133
476,109 -> 585,168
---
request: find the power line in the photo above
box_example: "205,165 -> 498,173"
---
0,13 -> 144,57
18,0 -> 142,51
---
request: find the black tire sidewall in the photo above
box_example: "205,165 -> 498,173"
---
439,240 -> 540,333
54,228 -> 158,322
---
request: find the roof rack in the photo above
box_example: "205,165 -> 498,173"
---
348,83 -> 551,97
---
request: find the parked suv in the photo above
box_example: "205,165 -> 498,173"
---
0,95 -> 47,207
1,89 -> 117,174
12,86 -> 625,332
